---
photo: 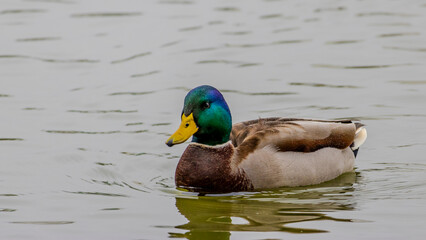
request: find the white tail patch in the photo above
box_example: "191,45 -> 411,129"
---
351,127 -> 367,150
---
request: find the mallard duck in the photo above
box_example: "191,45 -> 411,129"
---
166,85 -> 367,192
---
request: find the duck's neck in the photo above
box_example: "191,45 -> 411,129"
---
192,134 -> 230,146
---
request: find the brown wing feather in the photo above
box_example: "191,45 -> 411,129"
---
230,118 -> 357,162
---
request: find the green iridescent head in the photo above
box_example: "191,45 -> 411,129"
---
166,85 -> 232,146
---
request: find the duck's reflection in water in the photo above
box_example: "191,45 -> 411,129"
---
170,172 -> 359,239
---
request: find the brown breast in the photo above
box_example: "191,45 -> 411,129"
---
175,142 -> 253,193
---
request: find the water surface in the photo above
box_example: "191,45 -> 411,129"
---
1,0 -> 426,239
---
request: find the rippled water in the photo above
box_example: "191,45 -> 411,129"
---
1,0 -> 426,239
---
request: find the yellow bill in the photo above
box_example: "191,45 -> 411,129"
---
166,113 -> 198,147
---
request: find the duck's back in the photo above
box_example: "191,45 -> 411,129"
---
231,118 -> 366,188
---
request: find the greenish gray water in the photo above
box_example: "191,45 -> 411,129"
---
1,0 -> 426,239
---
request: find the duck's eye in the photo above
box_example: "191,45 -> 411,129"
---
201,102 -> 210,110
185,123 -> 189,128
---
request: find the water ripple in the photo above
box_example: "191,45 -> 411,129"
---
152,123 -> 171,126
68,109 -> 138,114
0,9 -> 46,15
0,138 -> 24,141
371,22 -> 411,27
357,12 -> 418,17
71,12 -> 142,18
208,20 -> 224,25
121,152 -> 163,157
160,40 -> 182,48
389,143 -> 426,149
222,31 -> 251,36
384,114 -> 426,118
45,130 -> 120,134
196,60 -> 262,68
238,63 -> 262,68
44,130 -> 147,134
11,221 -> 74,225
0,54 -> 99,63
0,208 -> 16,212
131,70 -> 160,78
273,27 -> 299,33
197,59 -> 246,65
326,40 -> 363,45
16,37 -> 61,42
122,182 -> 150,193
0,194 -> 19,197
101,208 -> 122,211
314,7 -> 346,12
272,39 -> 310,45
109,91 -> 155,96
256,105 -> 349,113
22,107 -> 44,111
126,122 -> 144,126
260,14 -> 282,19
384,46 -> 426,52
378,32 -> 420,38
92,179 -> 125,187
289,82 -> 361,88
111,52 -> 151,64
390,80 -> 426,85
221,89 -> 296,96
179,25 -> 203,32
159,0 -> 194,5
313,63 -> 412,69
225,39 -> 309,48
333,116 -> 393,121
215,7 -> 239,12
25,0 -> 74,3
95,162 -> 114,166
185,47 -> 217,53
225,43 -> 264,48
64,191 -> 129,197
304,105 -> 349,110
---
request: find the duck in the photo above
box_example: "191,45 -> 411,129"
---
166,85 -> 367,193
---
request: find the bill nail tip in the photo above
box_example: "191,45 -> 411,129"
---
166,139 -> 174,147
